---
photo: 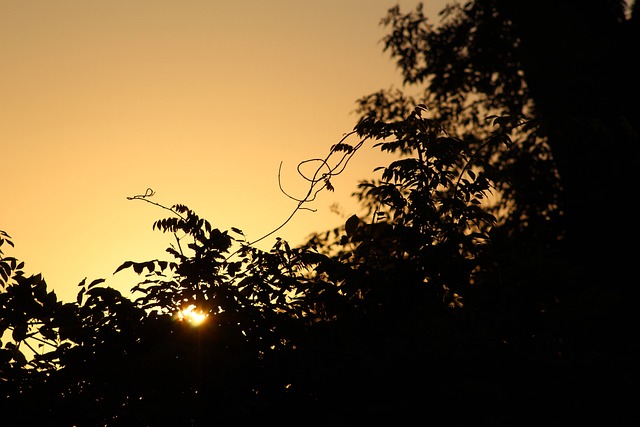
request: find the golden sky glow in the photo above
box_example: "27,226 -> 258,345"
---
1,0 -> 446,302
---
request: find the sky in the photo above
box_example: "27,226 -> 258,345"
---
1,0 -> 448,303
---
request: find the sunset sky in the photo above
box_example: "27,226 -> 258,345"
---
1,0 -> 447,302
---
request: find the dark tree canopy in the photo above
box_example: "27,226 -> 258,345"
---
360,0 -> 640,287
2,1 -> 639,426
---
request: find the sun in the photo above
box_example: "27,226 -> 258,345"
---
176,304 -> 208,326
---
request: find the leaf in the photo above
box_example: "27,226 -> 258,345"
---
144,261 -> 157,274
331,143 -> 354,153
40,326 -> 57,341
12,348 -> 27,366
12,323 -> 28,341
345,215 -> 361,236
45,291 -> 57,305
88,278 -> 106,289
86,287 -> 121,299
113,261 -> 133,274
325,179 -> 334,192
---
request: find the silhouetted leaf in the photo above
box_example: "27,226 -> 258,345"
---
88,278 -> 106,289
77,287 -> 85,305
114,261 -> 133,274
86,287 -> 121,299
12,348 -> 26,366
345,214 -> 360,236
40,326 -> 57,341
12,323 -> 27,341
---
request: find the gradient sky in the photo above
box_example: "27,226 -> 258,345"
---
1,0 -> 447,302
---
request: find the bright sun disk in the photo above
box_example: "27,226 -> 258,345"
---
177,305 -> 208,325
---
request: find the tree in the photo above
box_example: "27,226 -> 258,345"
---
349,0 -> 640,422
360,0 -> 640,288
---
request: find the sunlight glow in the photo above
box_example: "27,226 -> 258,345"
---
176,305 -> 208,326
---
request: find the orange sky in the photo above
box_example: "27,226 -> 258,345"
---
1,0 -> 447,302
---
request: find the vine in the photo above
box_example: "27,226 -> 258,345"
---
126,128 -> 371,253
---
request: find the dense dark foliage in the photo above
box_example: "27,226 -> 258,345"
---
2,1 -> 639,425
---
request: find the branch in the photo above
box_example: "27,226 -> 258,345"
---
126,129 -> 370,259
246,130 -> 367,248
126,188 -> 185,255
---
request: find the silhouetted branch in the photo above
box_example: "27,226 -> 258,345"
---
126,188 -> 185,255
126,130 -> 368,257
126,188 -> 186,220
247,129 -> 366,248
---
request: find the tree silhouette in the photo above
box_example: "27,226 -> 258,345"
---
360,0 -> 640,290
350,1 -> 640,423
2,1 -> 640,425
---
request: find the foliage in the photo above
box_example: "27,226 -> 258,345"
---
0,101 -> 517,424
2,1 -> 639,425
359,0 -> 640,279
